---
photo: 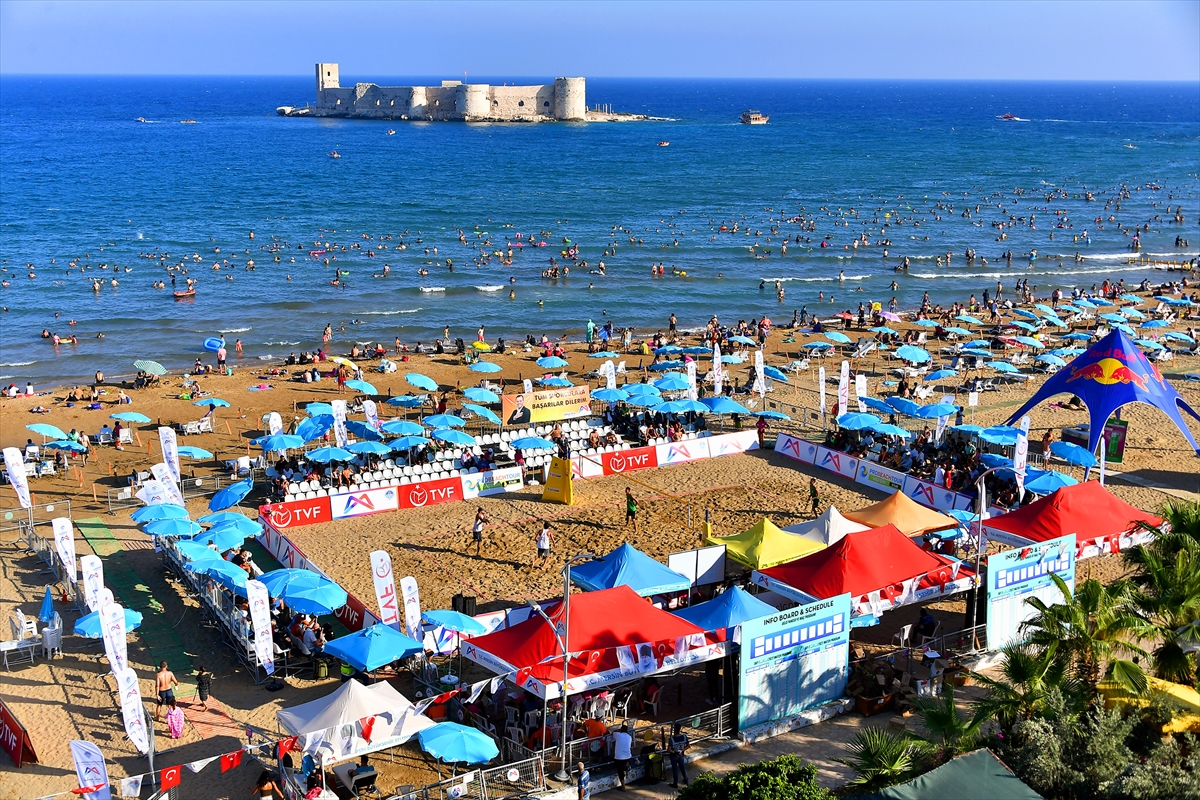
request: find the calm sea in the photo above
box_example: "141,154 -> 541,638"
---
1,75 -> 1197,385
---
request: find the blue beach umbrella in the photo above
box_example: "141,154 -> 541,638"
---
1036,353 -> 1067,367
539,377 -> 574,387
194,398 -> 230,408
176,446 -> 213,459
110,412 -> 151,423
198,510 -> 251,526
980,453 -> 1014,468
956,315 -> 984,326
380,419 -> 424,436
306,446 -> 354,463
702,396 -> 751,415
654,345 -> 683,355
987,361 -> 1020,374
1013,309 -> 1039,320
191,526 -> 248,552
1041,315 -> 1068,328
824,331 -> 852,344
38,586 -> 55,624
324,624 -> 423,672
837,412 -> 881,430
1015,336 -> 1045,348
945,327 -> 973,336
683,346 -> 711,356
650,360 -> 684,371
423,414 -> 465,429
1135,339 -> 1165,351
872,424 -> 913,438
1099,312 -> 1126,324
979,426 -> 1020,446
925,369 -> 958,382
1119,294 -> 1143,304
43,439 -> 86,452
418,722 -> 499,765
869,326 -> 898,335
537,356 -> 569,369
1092,297 -> 1114,306
461,404 -> 501,425
1051,347 -> 1085,358
728,335 -> 756,345
1120,308 -> 1146,320
344,420 -> 383,441
1074,299 -> 1098,309
386,395 -> 427,408
203,560 -> 250,594
655,399 -> 708,414
388,436 -> 431,451
344,379 -> 377,394
625,396 -> 659,408
1035,303 -> 1057,315
75,608 -> 143,638
1140,319 -> 1170,329
653,376 -> 691,392
405,373 -> 438,392
260,434 -> 305,453
209,478 -> 253,511
754,410 -> 791,421
860,397 -> 896,414
259,569 -> 349,615
895,345 -> 931,363
1025,471 -> 1079,495
762,365 -> 789,382
1062,332 -> 1093,341
305,402 -> 335,417
953,424 -> 984,435
347,440 -> 391,456
913,319 -> 939,327
295,415 -> 334,442
801,341 -> 833,350
1007,320 -> 1039,333
1112,323 -> 1136,336
432,429 -> 476,447
913,403 -> 958,419
624,383 -> 661,397
720,354 -> 744,364
27,423 -> 68,440
468,361 -> 502,373
422,610 -> 488,635
510,436 -> 555,451
173,541 -> 224,564
588,351 -> 620,358
131,504 -> 188,523
886,397 -> 923,417
461,387 -> 500,404
1164,331 -> 1196,344
592,388 -> 630,403
144,518 -> 202,538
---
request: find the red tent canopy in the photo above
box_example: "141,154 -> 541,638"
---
986,481 -> 1161,545
757,524 -> 960,599
464,585 -> 705,683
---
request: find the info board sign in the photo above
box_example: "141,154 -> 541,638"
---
501,384 -> 591,425
986,534 -> 1075,649
738,594 -> 851,730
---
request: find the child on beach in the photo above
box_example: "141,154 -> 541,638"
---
535,521 -> 552,569
166,698 -> 185,739
195,665 -> 213,712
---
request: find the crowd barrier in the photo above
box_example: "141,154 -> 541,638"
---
564,430 -> 760,480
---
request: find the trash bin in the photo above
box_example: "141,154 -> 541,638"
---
314,659 -> 329,680
645,752 -> 664,783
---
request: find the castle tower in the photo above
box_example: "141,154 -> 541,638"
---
316,63 -> 340,94
553,77 -> 585,121
456,84 -> 490,120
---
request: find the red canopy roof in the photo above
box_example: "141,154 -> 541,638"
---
986,481 -> 1161,544
758,524 -> 952,599
466,585 -> 705,682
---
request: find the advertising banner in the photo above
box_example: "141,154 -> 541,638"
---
687,362 -> 698,401
150,463 -> 186,508
52,517 -> 77,583
570,453 -> 605,479
267,411 -> 283,435
655,438 -> 710,466
330,485 -> 400,520
460,466 -> 524,499
332,399 -> 348,448
754,349 -> 766,397
856,461 -> 905,493
706,430 -> 760,457
812,446 -> 858,480
837,361 -> 849,417
501,384 -> 591,425
370,551 -> 402,630
602,446 -> 659,474
80,555 -> 104,611
713,343 -> 723,396
246,579 -> 275,674
69,740 -> 111,800
114,667 -> 149,754
1014,415 -> 1030,500
399,576 -> 422,642
987,534 -> 1075,649
2,447 -> 31,509
255,523 -> 376,632
158,426 -> 180,485
100,602 -> 128,675
134,479 -> 171,507
818,366 -> 827,416
398,476 -> 462,510
774,433 -> 817,464
0,699 -> 38,767
363,399 -> 380,431
262,495 -> 332,529
738,594 -> 851,730
901,475 -> 968,512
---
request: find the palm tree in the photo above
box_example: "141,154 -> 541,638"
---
911,683 -> 990,754
1020,575 -> 1154,695
1123,533 -> 1200,685
971,643 -> 1085,730
836,726 -> 931,790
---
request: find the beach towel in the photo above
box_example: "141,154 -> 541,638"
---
167,706 -> 185,739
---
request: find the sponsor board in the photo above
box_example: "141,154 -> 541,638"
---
0,699 -> 37,767
399,476 -> 461,510
774,433 -> 817,464
707,430 -> 760,456
602,446 -> 658,474
856,462 -> 905,493
901,475 -> 967,512
501,384 -> 591,425
460,466 -> 524,499
331,486 -> 400,520
655,438 -> 710,466
570,454 -> 605,479
262,495 -> 332,529
813,447 -> 859,479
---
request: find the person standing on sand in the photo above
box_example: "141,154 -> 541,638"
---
535,520 -> 552,569
755,416 -> 767,448
155,661 -> 179,721
809,478 -> 820,517
195,664 -> 213,712
625,487 -> 639,531
470,507 -> 488,556
336,365 -> 347,394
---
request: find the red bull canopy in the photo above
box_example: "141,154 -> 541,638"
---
1005,329 -> 1200,455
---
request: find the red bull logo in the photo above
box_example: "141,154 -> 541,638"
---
1063,357 -> 1149,391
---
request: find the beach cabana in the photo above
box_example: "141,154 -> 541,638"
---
461,585 -> 714,699
705,518 -> 824,570
782,505 -> 870,547
671,586 -> 776,637
569,543 -> 690,596
845,491 -> 958,537
752,524 -> 975,617
984,481 -> 1160,557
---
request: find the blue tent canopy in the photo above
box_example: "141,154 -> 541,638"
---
570,543 -> 690,596
1005,329 -> 1200,455
323,623 -> 423,672
671,586 -> 776,631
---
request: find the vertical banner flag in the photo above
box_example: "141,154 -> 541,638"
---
331,399 -> 348,448
158,426 -> 180,485
2,447 -> 32,509
1014,414 -> 1031,501
101,602 -> 129,674
363,399 -> 380,431
818,366 -> 826,415
370,550 -> 401,630
837,361 -> 850,417
399,576 -> 422,642
245,579 -> 275,675
686,362 -> 698,401
150,463 -> 186,508
268,411 -> 284,435
69,740 -> 112,800
115,667 -> 149,754
935,412 -> 948,442
754,349 -> 766,397
522,378 -> 533,394
81,555 -> 104,611
52,517 -> 77,583
854,374 -> 868,413
134,479 -> 170,507
604,361 -> 617,391
712,343 -> 723,396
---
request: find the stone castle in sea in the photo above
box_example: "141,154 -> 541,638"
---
277,63 -> 644,123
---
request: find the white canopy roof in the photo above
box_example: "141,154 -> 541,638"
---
782,504 -> 870,547
277,678 -> 431,740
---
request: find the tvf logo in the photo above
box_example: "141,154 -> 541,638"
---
409,483 -> 457,507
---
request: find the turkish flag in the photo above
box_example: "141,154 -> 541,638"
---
161,765 -> 182,790
515,667 -> 532,687
360,716 -> 376,743
585,650 -> 603,672
882,584 -> 899,603
71,786 -> 107,796
277,736 -> 298,760
220,750 -> 243,772
653,639 -> 675,668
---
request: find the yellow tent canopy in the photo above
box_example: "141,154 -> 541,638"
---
845,491 -> 958,536
705,518 -> 824,570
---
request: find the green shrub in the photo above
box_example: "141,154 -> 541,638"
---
679,754 -> 833,800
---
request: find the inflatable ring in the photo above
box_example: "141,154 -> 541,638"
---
202,337 -> 223,352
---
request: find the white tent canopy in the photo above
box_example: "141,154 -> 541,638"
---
277,679 -> 433,765
782,505 -> 870,547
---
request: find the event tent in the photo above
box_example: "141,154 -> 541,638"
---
671,586 -> 776,635
705,518 -> 824,570
845,491 -> 958,536
569,543 -> 691,596
276,680 -> 433,764
782,505 -> 870,547
850,748 -> 1042,800
753,524 -> 974,617
984,481 -> 1161,555
461,585 -> 710,699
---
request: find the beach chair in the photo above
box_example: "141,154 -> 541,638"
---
23,444 -> 39,462
182,421 -> 201,436
118,428 -> 133,446
96,431 -> 113,446
615,361 -> 627,376
1185,373 -> 1200,383
914,385 -> 934,400
785,359 -> 809,373
198,417 -> 215,434
851,339 -> 877,359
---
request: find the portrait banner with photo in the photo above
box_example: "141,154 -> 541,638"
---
501,385 -> 591,425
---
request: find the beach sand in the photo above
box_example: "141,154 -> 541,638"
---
1,316 -> 1197,798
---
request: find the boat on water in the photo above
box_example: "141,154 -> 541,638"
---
180,119 -> 197,124
996,113 -> 1030,121
657,141 -> 670,147
136,117 -> 149,123
329,150 -> 341,159
740,110 -> 769,125
173,289 -> 196,300
386,129 -> 396,136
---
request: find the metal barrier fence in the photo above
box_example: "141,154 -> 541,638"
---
0,500 -> 73,535
760,397 -> 827,435
15,518 -> 88,614
849,622 -> 990,674
107,472 -> 262,514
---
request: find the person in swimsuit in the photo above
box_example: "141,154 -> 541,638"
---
155,661 -> 179,721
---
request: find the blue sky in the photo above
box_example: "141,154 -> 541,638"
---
2,0 -> 1198,80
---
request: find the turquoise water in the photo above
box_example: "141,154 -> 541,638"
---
1,76 -> 1197,384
